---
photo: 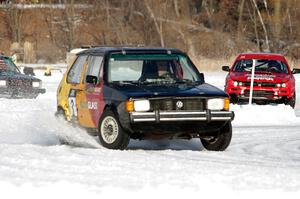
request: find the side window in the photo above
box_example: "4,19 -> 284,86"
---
179,57 -> 196,81
85,56 -> 103,82
67,55 -> 87,84
280,62 -> 289,74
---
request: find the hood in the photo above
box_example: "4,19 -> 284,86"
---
0,72 -> 41,82
229,71 -> 291,83
111,82 -> 228,98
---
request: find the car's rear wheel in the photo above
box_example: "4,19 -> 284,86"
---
200,121 -> 232,151
98,110 -> 130,150
27,94 -> 39,99
55,107 -> 67,120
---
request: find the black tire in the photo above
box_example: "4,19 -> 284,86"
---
285,93 -> 296,109
27,94 -> 39,99
229,95 -> 238,104
55,107 -> 67,120
200,121 -> 232,151
98,110 -> 130,150
54,107 -> 69,145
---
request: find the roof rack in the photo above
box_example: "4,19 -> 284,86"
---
80,44 -> 145,49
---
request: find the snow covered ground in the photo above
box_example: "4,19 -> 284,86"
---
0,70 -> 300,199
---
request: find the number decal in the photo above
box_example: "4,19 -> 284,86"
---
68,89 -> 78,117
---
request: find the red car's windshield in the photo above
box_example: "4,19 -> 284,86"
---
233,59 -> 289,74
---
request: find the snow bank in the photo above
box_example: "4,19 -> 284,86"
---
0,180 -> 300,199
0,70 -> 100,148
0,181 -> 299,199
232,104 -> 300,126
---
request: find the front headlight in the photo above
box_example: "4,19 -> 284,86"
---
126,99 -> 150,112
207,98 -> 229,110
134,100 -> 150,112
0,80 -> 6,87
32,81 -> 41,88
276,83 -> 281,88
276,83 -> 286,88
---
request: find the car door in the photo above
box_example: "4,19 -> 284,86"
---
77,55 -> 104,128
63,55 -> 88,121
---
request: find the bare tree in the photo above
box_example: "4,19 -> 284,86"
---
4,1 -> 23,43
237,0 -> 245,41
246,0 -> 261,51
62,0 -> 75,50
44,0 -> 78,51
251,0 -> 270,52
273,0 -> 282,51
143,0 -> 166,47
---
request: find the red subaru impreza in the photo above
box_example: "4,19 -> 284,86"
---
222,53 -> 300,108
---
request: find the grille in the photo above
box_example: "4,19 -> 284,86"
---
243,81 -> 276,87
150,98 -> 205,111
244,90 -> 274,97
8,79 -> 32,88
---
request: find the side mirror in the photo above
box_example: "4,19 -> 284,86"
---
199,73 -> 205,82
86,75 -> 98,84
23,67 -> 35,76
222,66 -> 230,72
292,68 -> 300,74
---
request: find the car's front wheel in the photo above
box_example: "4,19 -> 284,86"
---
98,110 -> 130,150
285,92 -> 296,109
200,121 -> 232,151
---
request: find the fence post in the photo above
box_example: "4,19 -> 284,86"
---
249,59 -> 256,105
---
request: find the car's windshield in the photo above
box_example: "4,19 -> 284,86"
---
0,57 -> 20,73
233,59 -> 289,74
107,53 -> 202,84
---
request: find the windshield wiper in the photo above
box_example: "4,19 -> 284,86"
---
175,79 -> 201,84
175,79 -> 192,83
112,81 -> 138,85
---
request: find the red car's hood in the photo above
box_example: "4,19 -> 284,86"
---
229,72 -> 291,83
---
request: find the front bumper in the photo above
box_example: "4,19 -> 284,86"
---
130,110 -> 234,123
227,86 -> 293,100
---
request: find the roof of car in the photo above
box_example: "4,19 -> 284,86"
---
76,46 -> 185,56
0,55 -> 9,59
236,53 -> 287,62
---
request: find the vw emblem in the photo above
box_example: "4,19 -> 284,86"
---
176,101 -> 183,109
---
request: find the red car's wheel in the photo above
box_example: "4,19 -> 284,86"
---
285,92 -> 296,109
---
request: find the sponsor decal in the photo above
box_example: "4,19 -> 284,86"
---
94,87 -> 101,93
246,74 -> 274,81
88,101 -> 98,110
80,101 -> 98,110
86,87 -> 95,93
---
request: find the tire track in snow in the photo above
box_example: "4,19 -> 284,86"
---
125,125 -> 300,170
